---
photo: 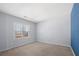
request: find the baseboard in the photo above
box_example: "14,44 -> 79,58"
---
0,41 -> 36,52
37,40 -> 70,47
37,41 -> 75,56
0,48 -> 8,52
70,46 -> 75,56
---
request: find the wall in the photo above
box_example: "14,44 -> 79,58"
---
71,3 -> 79,56
0,12 -> 36,51
37,15 -> 71,47
0,12 -> 7,51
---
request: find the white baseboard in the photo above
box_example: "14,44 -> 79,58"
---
38,41 -> 75,56
70,46 -> 75,56
37,40 -> 70,47
0,41 -> 36,52
0,41 -> 75,56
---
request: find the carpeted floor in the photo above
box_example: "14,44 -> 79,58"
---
0,42 -> 73,56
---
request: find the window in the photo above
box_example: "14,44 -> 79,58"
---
14,22 -> 30,39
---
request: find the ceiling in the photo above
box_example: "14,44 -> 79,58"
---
0,3 -> 73,23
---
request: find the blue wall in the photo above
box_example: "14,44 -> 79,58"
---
71,3 -> 79,56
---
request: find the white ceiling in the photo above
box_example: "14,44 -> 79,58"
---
0,3 -> 73,23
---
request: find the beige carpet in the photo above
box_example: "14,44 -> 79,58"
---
0,42 -> 73,56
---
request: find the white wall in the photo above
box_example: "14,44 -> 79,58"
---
0,9 -> 71,52
0,13 -> 7,51
0,12 -> 36,51
37,15 -> 71,47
